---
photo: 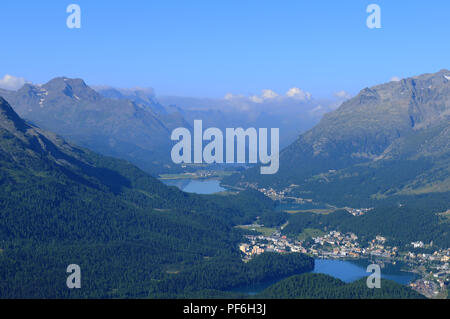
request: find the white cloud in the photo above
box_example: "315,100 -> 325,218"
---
0,74 -> 29,90
249,95 -> 264,103
224,92 -> 247,102
286,87 -> 312,100
261,89 -> 279,100
224,93 -> 234,100
245,89 -> 278,104
224,87 -> 313,104
333,90 -> 352,100
390,76 -> 401,82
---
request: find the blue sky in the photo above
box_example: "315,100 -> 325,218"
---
0,0 -> 449,98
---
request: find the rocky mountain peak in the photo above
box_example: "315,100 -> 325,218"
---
42,77 -> 101,101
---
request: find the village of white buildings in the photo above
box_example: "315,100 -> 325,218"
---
231,183 -> 450,297
239,228 -> 450,298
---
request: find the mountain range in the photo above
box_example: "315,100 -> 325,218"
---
0,78 -> 189,175
0,77 -> 434,299
225,69 -> 450,206
0,76 -> 345,175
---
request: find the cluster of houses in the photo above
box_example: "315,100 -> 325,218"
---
405,248 -> 450,263
238,228 -> 450,297
239,231 -> 397,261
257,187 -> 287,201
311,231 -> 367,258
345,207 -> 373,216
239,233 -> 307,261
410,279 -> 440,298
257,186 -> 314,204
408,251 -> 450,298
308,232 -> 395,259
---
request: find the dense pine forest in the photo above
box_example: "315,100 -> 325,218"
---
0,98 -> 430,298
0,97 -> 314,298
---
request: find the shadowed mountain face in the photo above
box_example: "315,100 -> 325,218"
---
0,96 -> 139,193
227,70 -> 450,205
282,70 -> 450,167
0,78 -> 189,175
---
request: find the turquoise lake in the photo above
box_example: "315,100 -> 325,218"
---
313,259 -> 416,285
232,258 -> 417,295
160,178 -> 226,194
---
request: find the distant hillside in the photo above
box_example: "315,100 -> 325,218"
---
93,86 -> 168,115
0,77 -> 189,175
226,70 -> 450,206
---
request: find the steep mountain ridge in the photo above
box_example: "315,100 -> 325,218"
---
227,70 -> 450,204
0,78 -> 189,174
290,69 -> 450,162
93,86 -> 168,114
0,95 -> 85,169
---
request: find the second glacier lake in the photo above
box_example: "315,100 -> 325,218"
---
160,178 -> 227,194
